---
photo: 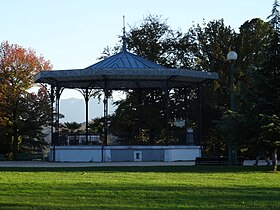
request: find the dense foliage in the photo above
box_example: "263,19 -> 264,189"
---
0,41 -> 52,159
104,1 -> 280,169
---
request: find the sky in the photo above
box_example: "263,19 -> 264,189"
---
0,0 -> 273,99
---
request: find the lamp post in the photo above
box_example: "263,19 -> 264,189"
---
227,51 -> 237,110
227,50 -> 237,165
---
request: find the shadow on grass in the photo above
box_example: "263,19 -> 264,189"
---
0,165 -> 275,173
0,182 -> 279,209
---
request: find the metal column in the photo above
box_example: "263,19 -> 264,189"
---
85,88 -> 89,144
79,88 -> 94,144
53,86 -> 63,146
164,86 -> 170,141
50,86 -> 55,146
184,87 -> 189,144
137,90 -> 143,141
103,80 -> 109,146
197,84 -> 203,147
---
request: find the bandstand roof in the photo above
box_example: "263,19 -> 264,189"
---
34,39 -> 218,90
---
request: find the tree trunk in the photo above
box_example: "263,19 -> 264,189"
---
12,127 -> 18,160
272,148 -> 278,172
12,103 -> 19,160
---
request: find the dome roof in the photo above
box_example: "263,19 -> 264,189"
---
86,50 -> 166,70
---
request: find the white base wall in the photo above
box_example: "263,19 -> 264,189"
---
49,146 -> 103,162
49,145 -> 201,162
164,146 -> 201,162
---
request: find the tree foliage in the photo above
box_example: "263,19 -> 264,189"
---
109,16 -> 177,145
61,122 -> 83,135
99,3 -> 280,169
127,15 -> 177,67
259,114 -> 280,171
249,8 -> 280,170
0,41 -> 52,158
268,0 -> 280,30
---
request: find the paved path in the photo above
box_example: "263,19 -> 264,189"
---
0,161 -> 196,168
0,160 -> 276,168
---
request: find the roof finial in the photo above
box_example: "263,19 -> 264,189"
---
122,15 -> 127,51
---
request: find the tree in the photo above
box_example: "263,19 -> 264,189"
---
254,30 -> 280,170
215,111 -> 250,162
226,18 -> 276,159
259,114 -> 280,171
61,122 -> 83,135
17,87 -> 52,152
110,15 -> 178,145
237,18 -> 275,113
234,1 -> 280,168
268,0 -> 280,30
185,19 -> 236,155
60,121 -> 83,145
105,13 -> 279,160
0,41 -> 52,159
88,117 -> 105,144
110,90 -> 167,145
127,14 -> 177,67
109,16 -> 238,147
243,0 -> 280,171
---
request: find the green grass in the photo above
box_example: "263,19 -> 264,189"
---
0,166 -> 279,209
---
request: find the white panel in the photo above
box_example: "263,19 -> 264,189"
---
49,146 -> 201,162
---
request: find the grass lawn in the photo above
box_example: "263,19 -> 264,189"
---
0,166 -> 279,209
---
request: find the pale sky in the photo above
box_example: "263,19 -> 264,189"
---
0,0 -> 273,99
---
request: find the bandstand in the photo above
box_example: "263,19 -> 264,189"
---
34,28 -> 218,162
